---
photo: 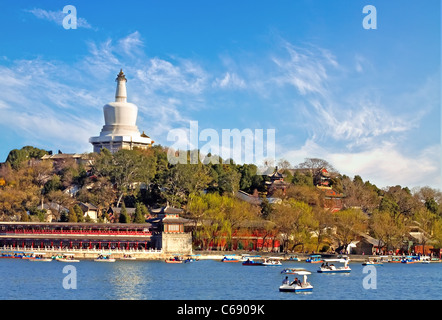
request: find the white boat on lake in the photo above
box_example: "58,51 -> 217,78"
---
263,257 -> 282,266
29,253 -> 52,262
362,256 -> 388,266
279,269 -> 313,293
318,258 -> 351,273
420,256 -> 431,264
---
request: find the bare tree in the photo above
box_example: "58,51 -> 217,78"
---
296,158 -> 337,175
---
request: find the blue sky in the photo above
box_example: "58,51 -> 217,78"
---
0,0 -> 440,190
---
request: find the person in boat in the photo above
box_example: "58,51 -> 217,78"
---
283,276 -> 289,285
290,277 -> 299,286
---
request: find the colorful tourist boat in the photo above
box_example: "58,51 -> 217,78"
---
51,253 -> 64,260
13,252 -> 26,259
165,256 -> 183,263
0,251 -> 31,259
184,255 -> 200,263
279,269 -> 313,293
317,258 -> 351,273
0,251 -> 16,258
306,255 -> 323,263
21,252 -> 35,259
221,255 -> 240,262
242,258 -> 264,266
401,256 -> 419,264
165,254 -> 185,263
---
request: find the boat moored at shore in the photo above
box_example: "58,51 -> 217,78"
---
57,253 -> 80,262
388,256 -> 403,263
94,253 -> 115,262
401,256 -> 419,264
221,254 -> 240,262
165,255 -> 184,263
362,256 -> 388,266
120,254 -> 136,260
29,253 -> 52,262
184,255 -> 200,263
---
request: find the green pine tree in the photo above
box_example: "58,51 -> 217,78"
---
119,203 -> 129,223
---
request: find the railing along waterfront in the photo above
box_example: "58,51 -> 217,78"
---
1,245 -> 161,254
4,229 -> 152,236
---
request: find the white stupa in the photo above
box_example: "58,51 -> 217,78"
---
89,69 -> 153,153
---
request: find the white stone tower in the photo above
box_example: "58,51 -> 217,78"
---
89,70 -> 153,153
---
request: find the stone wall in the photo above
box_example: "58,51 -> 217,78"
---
161,232 -> 192,255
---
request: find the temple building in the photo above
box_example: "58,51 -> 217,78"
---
89,70 -> 153,153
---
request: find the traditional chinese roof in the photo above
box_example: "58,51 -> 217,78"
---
80,202 -> 98,211
150,206 -> 183,215
268,170 -> 285,180
109,206 -> 136,214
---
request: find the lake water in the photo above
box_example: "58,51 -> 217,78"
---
1,258 -> 441,300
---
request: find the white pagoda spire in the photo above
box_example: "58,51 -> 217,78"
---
115,69 -> 127,103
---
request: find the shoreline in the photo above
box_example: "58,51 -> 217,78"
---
11,248 -> 376,262
5,247 -> 436,262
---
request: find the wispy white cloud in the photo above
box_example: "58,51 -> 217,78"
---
0,59 -> 101,153
136,57 -> 208,95
81,39 -> 121,77
26,7 -> 93,29
260,39 -> 425,152
212,72 -> 246,89
271,41 -> 338,97
118,31 -> 144,57
306,98 -> 417,149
